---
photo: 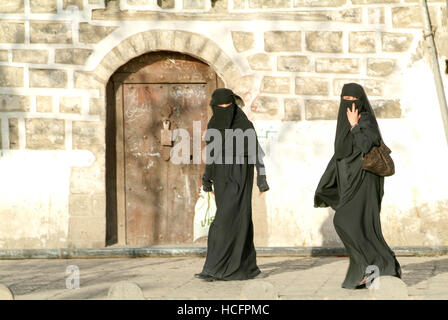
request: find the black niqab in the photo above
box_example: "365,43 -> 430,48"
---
208,88 -> 241,130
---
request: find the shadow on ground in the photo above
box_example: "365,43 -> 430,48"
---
400,258 -> 448,287
257,257 -> 342,279
0,258 -> 187,296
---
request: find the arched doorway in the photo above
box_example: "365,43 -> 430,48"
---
106,51 -> 224,246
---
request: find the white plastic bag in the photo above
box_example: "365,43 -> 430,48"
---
193,187 -> 217,241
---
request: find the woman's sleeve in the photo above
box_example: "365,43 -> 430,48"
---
314,155 -> 339,209
202,166 -> 213,192
254,133 -> 270,193
255,149 -> 270,192
202,127 -> 214,192
350,112 -> 381,154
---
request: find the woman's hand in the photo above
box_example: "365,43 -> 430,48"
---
346,102 -> 361,127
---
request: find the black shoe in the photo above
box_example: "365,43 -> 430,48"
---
203,275 -> 218,282
195,272 -> 216,281
355,283 -> 367,289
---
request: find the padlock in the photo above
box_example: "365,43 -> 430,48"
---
161,119 -> 172,146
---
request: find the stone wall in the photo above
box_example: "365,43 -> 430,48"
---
0,0 -> 448,249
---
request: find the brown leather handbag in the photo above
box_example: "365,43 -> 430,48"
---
362,140 -> 395,176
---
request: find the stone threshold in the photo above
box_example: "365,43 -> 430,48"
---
1,246 -> 448,259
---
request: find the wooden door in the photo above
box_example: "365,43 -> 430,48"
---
111,52 -> 218,246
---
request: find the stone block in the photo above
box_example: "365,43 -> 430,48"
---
305,99 -> 339,120
13,49 -> 49,64
30,22 -> 72,44
55,49 -> 93,65
261,76 -> 290,94
371,99 -> 401,118
79,23 -> 117,44
295,77 -> 329,95
231,31 -> 255,53
277,55 -> 312,72
72,121 -> 105,153
0,66 -> 23,87
349,32 -> 376,53
36,96 -> 53,113
0,0 -> 24,13
30,0 -> 57,13
60,97 -> 82,114
284,98 -> 302,121
363,79 -> 384,96
329,8 -> 362,23
128,32 -> 150,57
227,74 -> 255,95
25,118 -> 65,149
29,69 -> 67,88
156,30 -> 175,50
316,58 -> 359,73
157,0 -> 175,9
264,31 -> 301,52
251,96 -> 279,116
0,22 -> 25,43
382,33 -> 413,52
367,58 -> 396,77
392,7 -> 422,28
74,71 -> 103,90
248,53 -> 272,71
0,95 -> 29,112
306,31 -> 342,53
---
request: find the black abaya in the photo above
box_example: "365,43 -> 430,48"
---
200,89 -> 269,281
314,83 -> 402,289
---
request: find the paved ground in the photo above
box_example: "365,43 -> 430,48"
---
1,256 -> 448,300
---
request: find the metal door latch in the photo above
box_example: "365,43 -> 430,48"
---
161,119 -> 172,146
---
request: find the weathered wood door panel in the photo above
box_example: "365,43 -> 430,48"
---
113,52 -> 217,246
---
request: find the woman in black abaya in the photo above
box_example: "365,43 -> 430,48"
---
314,83 -> 402,289
195,88 -> 269,281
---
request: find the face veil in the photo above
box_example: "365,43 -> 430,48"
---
208,88 -> 243,130
334,83 -> 380,160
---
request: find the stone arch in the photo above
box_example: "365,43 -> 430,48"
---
75,30 -> 257,104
